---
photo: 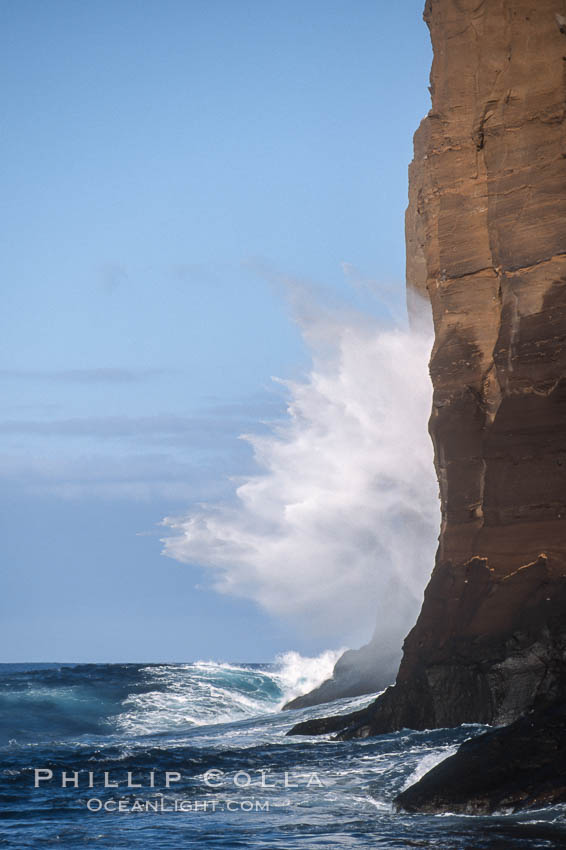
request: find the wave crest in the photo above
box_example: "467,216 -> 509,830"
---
115,650 -> 343,735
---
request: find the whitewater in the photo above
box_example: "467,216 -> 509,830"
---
2,657 -> 565,848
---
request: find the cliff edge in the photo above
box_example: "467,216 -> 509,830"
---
290,0 -> 566,738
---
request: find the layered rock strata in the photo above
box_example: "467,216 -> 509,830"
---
289,0 -> 566,738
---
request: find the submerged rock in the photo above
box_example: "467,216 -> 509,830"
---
395,701 -> 566,815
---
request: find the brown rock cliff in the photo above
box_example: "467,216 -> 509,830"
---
290,0 -> 566,738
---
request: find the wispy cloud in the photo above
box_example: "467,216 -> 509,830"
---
0,406 -> 284,445
0,368 -> 171,384
340,261 -> 403,319
0,415 -> 203,437
171,263 -> 219,286
99,262 -> 128,294
0,452 -> 232,502
0,391 -> 286,500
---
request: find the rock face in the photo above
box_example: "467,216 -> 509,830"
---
289,0 -> 566,739
282,638 -> 398,710
395,700 -> 566,814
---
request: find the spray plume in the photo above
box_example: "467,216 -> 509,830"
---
163,287 -> 438,647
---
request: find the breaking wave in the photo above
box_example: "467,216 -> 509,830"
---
115,649 -> 344,735
0,652 -> 343,743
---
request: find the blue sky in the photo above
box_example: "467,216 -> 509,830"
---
1,0 -> 431,662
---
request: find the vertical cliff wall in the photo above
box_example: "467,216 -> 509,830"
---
291,0 -> 566,738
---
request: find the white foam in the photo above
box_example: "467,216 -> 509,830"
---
272,648 -> 345,706
400,746 -> 458,792
114,651 -> 343,736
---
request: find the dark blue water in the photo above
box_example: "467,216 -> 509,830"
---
1,661 -> 565,849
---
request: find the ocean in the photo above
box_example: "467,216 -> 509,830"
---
1,659 -> 565,849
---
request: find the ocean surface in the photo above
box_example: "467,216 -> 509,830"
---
1,657 -> 565,849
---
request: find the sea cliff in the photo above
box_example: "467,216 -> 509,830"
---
290,0 -> 566,739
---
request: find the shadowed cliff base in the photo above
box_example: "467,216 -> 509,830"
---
288,556 -> 566,737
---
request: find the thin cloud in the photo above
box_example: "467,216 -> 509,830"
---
171,263 -> 220,286
341,261 -> 402,318
0,368 -> 171,384
99,262 -> 128,293
0,452 -> 232,502
0,385 -> 287,446
0,415 -> 242,439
